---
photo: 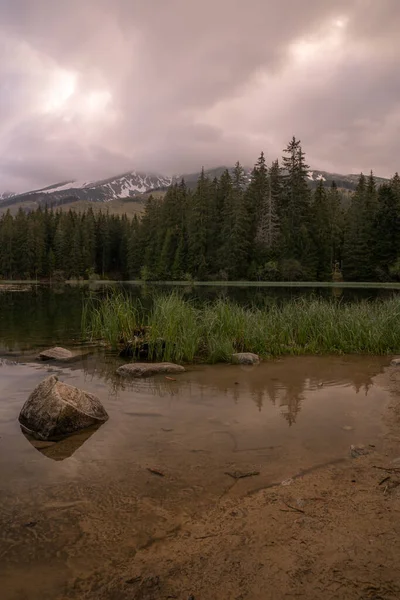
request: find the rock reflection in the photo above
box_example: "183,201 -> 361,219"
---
25,353 -> 389,427
22,425 -> 102,461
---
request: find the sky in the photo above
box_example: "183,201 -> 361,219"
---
1,0 -> 399,192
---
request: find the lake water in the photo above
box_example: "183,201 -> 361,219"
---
1,281 -> 400,352
0,283 -> 396,600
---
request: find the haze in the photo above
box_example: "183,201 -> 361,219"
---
1,0 -> 399,192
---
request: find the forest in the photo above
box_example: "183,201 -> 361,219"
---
1,137 -> 400,282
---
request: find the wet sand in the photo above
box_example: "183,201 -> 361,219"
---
1,355 -> 400,599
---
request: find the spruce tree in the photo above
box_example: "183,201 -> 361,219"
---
311,180 -> 332,280
374,183 -> 400,277
342,174 -> 375,281
281,137 -> 313,278
187,169 -> 210,279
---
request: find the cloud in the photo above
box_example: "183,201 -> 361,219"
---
0,0 -> 399,191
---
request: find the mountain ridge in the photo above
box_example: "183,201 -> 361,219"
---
0,167 -> 390,213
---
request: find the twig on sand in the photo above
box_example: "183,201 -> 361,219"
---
373,465 -> 400,473
147,468 -> 165,477
194,533 -> 219,540
378,476 -> 391,486
280,501 -> 305,515
224,470 -> 260,480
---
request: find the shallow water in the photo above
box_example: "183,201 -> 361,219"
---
0,354 -> 388,492
0,284 -> 395,599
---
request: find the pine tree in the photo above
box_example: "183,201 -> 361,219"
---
127,215 -> 141,278
0,211 -> 14,279
373,183 -> 400,277
217,169 -> 234,278
311,180 -> 332,280
281,137 -> 313,278
220,162 -> 250,279
342,174 -> 376,281
139,195 -> 163,279
246,152 -> 280,275
187,169 -> 210,279
326,182 -> 344,272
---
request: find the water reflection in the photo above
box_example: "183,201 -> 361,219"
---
65,353 -> 387,426
21,425 -> 102,461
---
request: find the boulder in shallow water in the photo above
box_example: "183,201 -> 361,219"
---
18,375 -> 109,441
117,362 -> 185,378
231,352 -> 260,365
38,347 -> 74,361
391,357 -> 400,366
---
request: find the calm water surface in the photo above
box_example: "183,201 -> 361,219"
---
0,283 -> 395,600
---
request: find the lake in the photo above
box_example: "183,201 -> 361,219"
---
0,282 -> 397,600
1,281 -> 400,352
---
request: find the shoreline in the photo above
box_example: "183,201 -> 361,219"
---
2,279 -> 400,289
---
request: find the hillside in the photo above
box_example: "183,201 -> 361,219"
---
0,167 -> 389,216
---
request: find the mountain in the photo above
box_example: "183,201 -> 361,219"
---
0,167 -> 390,215
0,191 -> 16,201
0,171 -> 171,211
174,167 -> 389,191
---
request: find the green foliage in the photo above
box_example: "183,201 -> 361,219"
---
83,292 -> 400,362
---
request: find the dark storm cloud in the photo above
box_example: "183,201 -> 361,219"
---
0,0 -> 399,191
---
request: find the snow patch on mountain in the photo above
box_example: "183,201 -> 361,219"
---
0,191 -> 15,201
307,171 -> 326,182
38,180 -> 91,194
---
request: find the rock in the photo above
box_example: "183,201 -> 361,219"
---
350,444 -> 370,459
391,357 -> 400,366
117,362 -> 185,378
231,352 -> 260,365
18,376 -> 109,441
38,347 -> 74,361
281,478 -> 294,486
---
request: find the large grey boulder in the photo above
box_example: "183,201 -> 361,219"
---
19,376 -> 109,441
117,362 -> 185,378
231,352 -> 260,365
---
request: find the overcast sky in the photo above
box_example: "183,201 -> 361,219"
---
1,0 -> 399,192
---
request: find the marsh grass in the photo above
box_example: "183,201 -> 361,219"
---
81,291 -> 142,349
82,290 -> 400,362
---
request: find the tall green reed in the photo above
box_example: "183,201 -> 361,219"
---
82,291 -> 400,361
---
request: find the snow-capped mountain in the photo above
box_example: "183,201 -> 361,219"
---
0,171 -> 171,209
0,167 -> 390,213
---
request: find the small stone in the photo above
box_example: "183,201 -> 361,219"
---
38,347 -> 74,361
342,425 -> 354,431
231,353 -> 260,365
281,478 -> 294,486
23,521 -> 37,528
117,362 -> 185,378
350,444 -> 370,459
391,357 -> 400,366
37,347 -> 88,362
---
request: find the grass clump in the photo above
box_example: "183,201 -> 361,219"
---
81,291 -> 141,349
82,291 -> 400,362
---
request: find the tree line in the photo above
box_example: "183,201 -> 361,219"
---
1,137 -> 400,282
